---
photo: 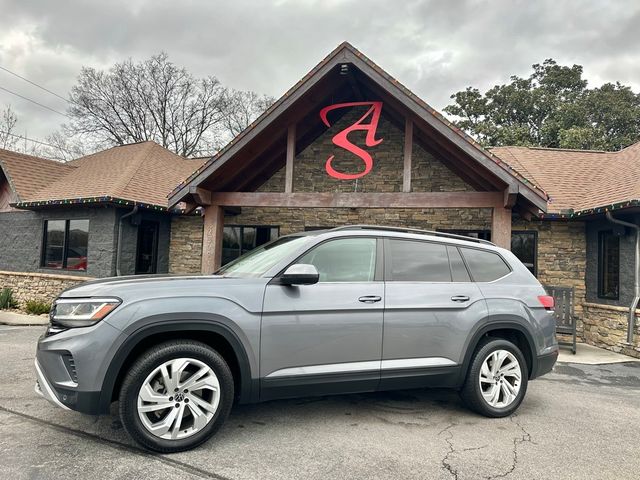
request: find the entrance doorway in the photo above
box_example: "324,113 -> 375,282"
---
135,220 -> 159,274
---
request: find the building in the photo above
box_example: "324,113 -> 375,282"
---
0,42 -> 638,358
0,142 -> 205,284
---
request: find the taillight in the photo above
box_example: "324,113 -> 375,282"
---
538,295 -> 555,310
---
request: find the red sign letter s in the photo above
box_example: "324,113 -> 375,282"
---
319,101 -> 383,180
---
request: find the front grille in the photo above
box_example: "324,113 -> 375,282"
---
61,353 -> 78,383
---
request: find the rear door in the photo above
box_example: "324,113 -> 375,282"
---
260,236 -> 384,399
380,238 -> 487,389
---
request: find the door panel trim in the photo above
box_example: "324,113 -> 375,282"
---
264,357 -> 456,378
381,357 -> 456,369
265,360 -> 379,378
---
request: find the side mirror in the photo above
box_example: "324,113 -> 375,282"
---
280,264 -> 319,286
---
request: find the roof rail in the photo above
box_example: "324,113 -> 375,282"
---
329,225 -> 495,246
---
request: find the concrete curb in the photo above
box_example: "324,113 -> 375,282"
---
558,342 -> 640,365
0,311 -> 48,326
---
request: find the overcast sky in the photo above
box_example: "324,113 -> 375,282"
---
1,0 -> 639,144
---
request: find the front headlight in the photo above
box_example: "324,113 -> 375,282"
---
52,297 -> 121,328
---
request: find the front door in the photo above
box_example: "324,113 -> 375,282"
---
135,221 -> 159,274
260,237 -> 384,399
380,238 -> 487,390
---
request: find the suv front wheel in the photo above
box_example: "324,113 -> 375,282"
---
460,337 -> 528,417
119,340 -> 234,452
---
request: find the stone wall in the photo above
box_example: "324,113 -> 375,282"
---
169,215 -> 204,274
512,218 -> 586,336
582,302 -> 640,358
168,207 -> 493,274
0,270 -> 92,308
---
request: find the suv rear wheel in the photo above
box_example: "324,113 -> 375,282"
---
119,340 -> 234,452
460,337 -> 528,417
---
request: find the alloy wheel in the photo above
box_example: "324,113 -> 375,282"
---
137,357 -> 220,440
478,349 -> 522,408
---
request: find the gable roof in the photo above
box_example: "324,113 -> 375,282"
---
4,142 -> 206,210
0,149 -> 75,202
491,142 -> 640,217
168,42 -> 548,212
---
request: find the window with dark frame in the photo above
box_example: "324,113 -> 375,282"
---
598,230 -> 620,300
222,226 -> 279,265
511,231 -> 537,276
41,219 -> 89,271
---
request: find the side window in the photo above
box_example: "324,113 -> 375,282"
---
387,239 -> 451,282
511,231 -> 537,276
297,237 -> 377,282
460,248 -> 511,282
447,246 -> 471,282
598,231 -> 620,299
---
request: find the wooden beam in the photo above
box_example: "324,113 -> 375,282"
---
492,206 -> 512,250
208,191 -> 503,209
201,205 -> 224,273
285,124 -> 296,193
178,201 -> 199,215
504,186 -> 518,208
403,118 -> 413,193
188,186 -> 211,206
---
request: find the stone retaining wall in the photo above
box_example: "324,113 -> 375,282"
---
0,270 -> 93,308
583,302 -> 640,358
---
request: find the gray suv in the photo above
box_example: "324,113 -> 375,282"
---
35,225 -> 558,452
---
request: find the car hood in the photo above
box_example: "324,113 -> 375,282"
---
58,274 -> 270,301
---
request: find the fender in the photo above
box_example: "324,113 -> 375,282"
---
98,319 -> 256,414
458,320 -> 539,385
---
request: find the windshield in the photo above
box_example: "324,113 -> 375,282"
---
216,236 -> 312,278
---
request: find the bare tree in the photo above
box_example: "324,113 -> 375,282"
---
223,90 -> 275,139
40,130 -> 88,162
67,53 -> 230,157
0,105 -> 19,150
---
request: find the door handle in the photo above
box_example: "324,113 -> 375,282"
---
451,295 -> 470,302
358,295 -> 382,303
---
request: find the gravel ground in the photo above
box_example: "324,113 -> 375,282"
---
1,325 -> 639,480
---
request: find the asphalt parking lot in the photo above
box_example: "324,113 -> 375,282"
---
2,326 -> 640,480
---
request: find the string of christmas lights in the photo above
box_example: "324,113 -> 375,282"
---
15,196 -> 168,211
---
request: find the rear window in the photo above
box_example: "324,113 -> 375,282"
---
387,239 -> 451,282
460,247 -> 511,282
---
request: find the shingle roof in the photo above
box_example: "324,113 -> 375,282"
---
491,143 -> 640,215
0,149 -> 75,202
2,142 -> 206,210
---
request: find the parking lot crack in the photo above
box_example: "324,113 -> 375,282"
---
484,415 -> 535,480
439,423 -> 488,480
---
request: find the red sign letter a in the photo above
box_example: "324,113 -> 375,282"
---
319,101 -> 383,180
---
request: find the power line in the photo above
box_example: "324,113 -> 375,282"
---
0,65 -> 70,104
0,85 -> 70,118
0,129 -> 71,152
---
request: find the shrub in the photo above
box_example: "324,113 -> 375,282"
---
0,288 -> 17,309
24,299 -> 52,316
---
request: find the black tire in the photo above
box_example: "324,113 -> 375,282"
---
119,340 -> 234,453
460,337 -> 528,418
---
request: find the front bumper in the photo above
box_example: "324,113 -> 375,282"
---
34,359 -> 70,410
34,320 -> 123,415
